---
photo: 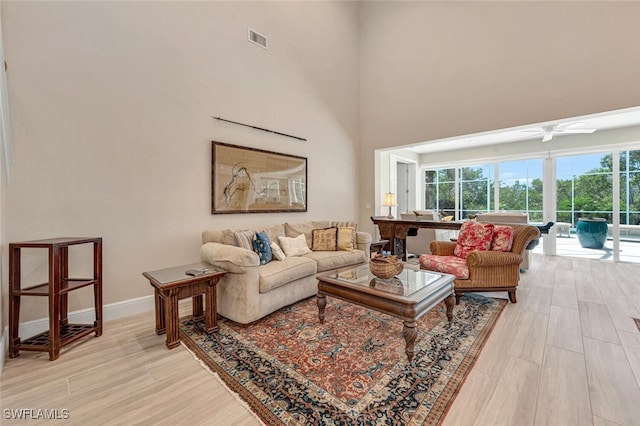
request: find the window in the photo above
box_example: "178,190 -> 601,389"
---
460,165 -> 493,219
424,168 -> 455,217
424,165 -> 494,219
498,159 -> 543,221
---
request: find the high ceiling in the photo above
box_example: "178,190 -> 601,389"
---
406,106 -> 640,155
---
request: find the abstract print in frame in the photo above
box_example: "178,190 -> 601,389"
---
212,141 -> 307,214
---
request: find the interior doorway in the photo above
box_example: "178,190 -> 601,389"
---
391,155 -> 417,215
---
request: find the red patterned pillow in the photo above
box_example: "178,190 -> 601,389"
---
490,225 -> 515,252
454,221 -> 494,259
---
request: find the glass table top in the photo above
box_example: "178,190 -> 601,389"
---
326,264 -> 445,297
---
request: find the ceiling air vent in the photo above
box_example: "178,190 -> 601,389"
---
248,28 -> 267,49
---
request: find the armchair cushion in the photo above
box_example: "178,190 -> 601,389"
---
490,225 -> 516,252
454,222 -> 494,259
419,254 -> 469,279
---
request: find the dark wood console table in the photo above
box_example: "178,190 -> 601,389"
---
9,237 -> 103,361
371,217 -> 462,260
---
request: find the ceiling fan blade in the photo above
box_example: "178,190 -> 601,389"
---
554,128 -> 596,134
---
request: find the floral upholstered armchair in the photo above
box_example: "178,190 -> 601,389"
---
419,221 -> 540,304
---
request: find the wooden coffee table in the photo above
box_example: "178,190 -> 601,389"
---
317,264 -> 455,362
143,262 -> 226,349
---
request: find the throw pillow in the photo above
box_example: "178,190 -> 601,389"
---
252,230 -> 272,265
270,241 -> 286,261
331,221 -> 358,248
490,225 -> 515,252
278,234 -> 312,257
312,227 -> 338,251
337,226 -> 356,251
234,229 -> 255,250
454,221 -> 494,259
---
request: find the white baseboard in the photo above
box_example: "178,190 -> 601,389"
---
0,326 -> 7,378
17,295 -> 156,339
1,295 -> 155,374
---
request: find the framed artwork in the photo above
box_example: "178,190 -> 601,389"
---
212,141 -> 307,214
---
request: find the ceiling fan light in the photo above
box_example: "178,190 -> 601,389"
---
542,132 -> 554,142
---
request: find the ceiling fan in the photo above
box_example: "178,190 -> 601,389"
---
521,122 -> 597,142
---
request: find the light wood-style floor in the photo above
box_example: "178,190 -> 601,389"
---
2,254 -> 640,425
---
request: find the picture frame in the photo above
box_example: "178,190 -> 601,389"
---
212,141 -> 307,214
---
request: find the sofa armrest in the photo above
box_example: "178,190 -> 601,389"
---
200,242 -> 260,273
356,231 -> 372,257
430,240 -> 456,256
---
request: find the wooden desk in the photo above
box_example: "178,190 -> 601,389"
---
371,217 -> 462,260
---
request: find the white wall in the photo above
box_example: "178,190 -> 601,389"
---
359,1 -> 640,234
1,1 -> 360,323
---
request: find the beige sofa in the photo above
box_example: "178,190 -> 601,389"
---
475,212 -> 531,271
200,220 -> 371,324
400,210 -> 458,256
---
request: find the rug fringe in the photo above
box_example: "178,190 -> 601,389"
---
181,341 -> 268,426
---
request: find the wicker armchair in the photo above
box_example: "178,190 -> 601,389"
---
420,224 -> 540,304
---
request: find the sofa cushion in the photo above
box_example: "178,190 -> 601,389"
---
454,222 -> 494,259
312,227 -> 338,251
202,229 -> 226,244
252,224 -> 285,246
253,231 -> 272,265
303,250 -> 366,272
259,256 -> 317,293
419,254 -> 469,279
490,225 -> 515,252
285,221 -> 331,247
278,234 -> 312,256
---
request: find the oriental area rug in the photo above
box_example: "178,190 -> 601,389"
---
179,294 -> 506,425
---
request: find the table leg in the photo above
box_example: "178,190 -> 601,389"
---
154,288 -> 166,335
50,246 -> 61,361
445,294 -> 455,322
164,289 -> 180,349
193,295 -> 204,322
393,238 -> 407,261
9,292 -> 20,358
205,281 -> 219,334
317,293 -> 327,324
9,246 -> 21,358
403,320 -> 417,362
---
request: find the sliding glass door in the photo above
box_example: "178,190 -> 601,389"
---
619,150 -> 640,262
555,153 -> 614,260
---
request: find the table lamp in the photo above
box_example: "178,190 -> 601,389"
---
383,192 -> 397,219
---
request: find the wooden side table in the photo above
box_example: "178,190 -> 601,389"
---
9,237 -> 103,361
142,263 -> 226,349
